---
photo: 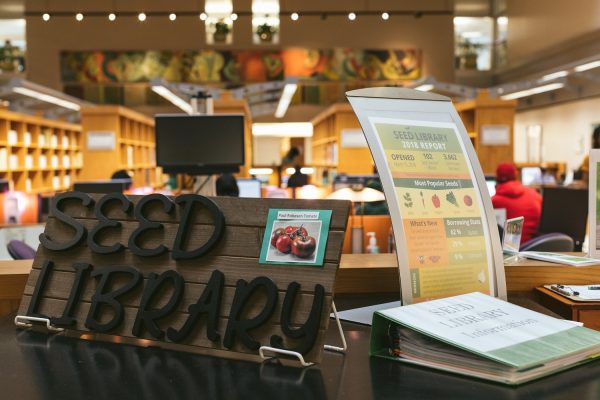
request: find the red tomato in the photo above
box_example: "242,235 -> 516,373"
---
270,227 -> 286,247
276,235 -> 292,254
291,235 -> 316,258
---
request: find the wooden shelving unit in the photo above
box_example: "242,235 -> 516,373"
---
0,109 -> 83,193
311,93 -> 517,181
311,103 -> 373,185
455,90 -> 517,175
80,106 -> 164,188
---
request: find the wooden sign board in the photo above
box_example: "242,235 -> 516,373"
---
17,192 -> 350,364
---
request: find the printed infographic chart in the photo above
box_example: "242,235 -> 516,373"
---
370,118 -> 493,302
589,150 -> 600,258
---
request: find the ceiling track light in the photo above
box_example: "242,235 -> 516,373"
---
31,9 -> 450,21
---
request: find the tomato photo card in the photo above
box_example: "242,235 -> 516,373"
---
259,209 -> 332,266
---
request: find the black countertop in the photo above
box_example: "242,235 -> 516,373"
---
2,301 -> 600,400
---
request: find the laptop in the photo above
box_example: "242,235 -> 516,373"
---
502,216 -> 524,259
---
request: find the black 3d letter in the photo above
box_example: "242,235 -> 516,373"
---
132,270 -> 184,339
39,191 -> 94,251
166,269 -> 224,343
128,194 -> 175,257
85,266 -> 142,333
223,277 -> 278,350
88,193 -> 133,254
172,194 -> 225,260
50,262 -> 92,327
270,282 -> 325,355
26,260 -> 54,318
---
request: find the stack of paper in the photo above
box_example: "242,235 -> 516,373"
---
519,252 -> 600,266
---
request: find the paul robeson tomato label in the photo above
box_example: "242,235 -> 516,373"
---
259,209 -> 332,267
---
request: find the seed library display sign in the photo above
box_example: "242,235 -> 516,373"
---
347,88 -> 505,304
16,192 -> 350,363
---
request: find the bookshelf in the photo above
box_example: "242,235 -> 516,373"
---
311,93 -> 518,183
0,109 -> 83,193
455,90 -> 517,175
80,106 -> 164,188
311,103 -> 374,185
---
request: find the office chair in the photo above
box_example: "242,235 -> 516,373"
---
7,240 -> 36,260
520,233 -> 575,252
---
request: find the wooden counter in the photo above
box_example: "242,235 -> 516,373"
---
334,253 -> 600,295
3,254 -> 600,315
0,260 -> 33,316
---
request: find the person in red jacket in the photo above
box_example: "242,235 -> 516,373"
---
492,163 -> 542,244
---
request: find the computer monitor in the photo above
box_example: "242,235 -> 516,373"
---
333,174 -> 378,191
74,180 -> 130,193
521,167 -> 542,186
155,114 -> 245,175
538,187 -> 588,251
236,178 -> 262,198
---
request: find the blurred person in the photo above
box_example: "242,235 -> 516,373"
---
111,169 -> 133,190
574,126 -> 600,185
287,165 -> 308,188
491,162 -> 542,244
216,173 -> 239,197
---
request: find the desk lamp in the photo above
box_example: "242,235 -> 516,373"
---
327,186 -> 386,253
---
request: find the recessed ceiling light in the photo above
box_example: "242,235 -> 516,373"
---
75,13 -> 84,22
108,13 -> 116,21
291,12 -> 299,21
199,12 -> 207,20
348,12 -> 356,21
541,70 -> 568,81
138,12 -> 147,21
500,82 -> 565,100
414,84 -> 434,91
575,60 -> 600,72
169,13 -> 176,21
382,12 -> 389,20
42,13 -> 50,21
231,13 -> 238,21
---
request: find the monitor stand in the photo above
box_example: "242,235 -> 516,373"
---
193,175 -> 216,196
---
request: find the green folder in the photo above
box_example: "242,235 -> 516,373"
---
370,292 -> 600,385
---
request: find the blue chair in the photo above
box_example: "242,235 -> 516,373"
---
7,240 -> 36,260
520,233 -> 575,252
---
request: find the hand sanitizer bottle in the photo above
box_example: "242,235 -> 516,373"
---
366,232 -> 379,254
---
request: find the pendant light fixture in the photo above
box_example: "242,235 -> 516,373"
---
205,0 -> 234,45
252,0 -> 279,44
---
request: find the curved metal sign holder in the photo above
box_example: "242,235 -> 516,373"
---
347,87 -> 506,304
